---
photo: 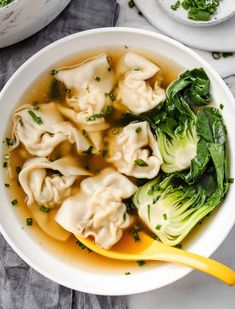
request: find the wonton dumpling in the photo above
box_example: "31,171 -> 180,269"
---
11,103 -> 91,156
108,122 -> 163,179
117,52 -> 166,114
55,168 -> 137,249
55,54 -> 116,130
19,156 -> 91,207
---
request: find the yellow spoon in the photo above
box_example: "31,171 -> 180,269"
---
75,230 -> 235,285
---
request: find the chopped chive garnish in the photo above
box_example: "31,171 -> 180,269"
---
212,52 -> 221,60
229,178 -> 234,183
223,52 -> 233,58
95,76 -> 100,81
125,272 -> 131,275
135,127 -> 142,133
16,166 -> 21,174
155,224 -> 161,230
112,128 -> 120,135
26,218 -> 33,226
4,183 -> 10,187
76,240 -> 92,253
102,150 -> 108,157
135,159 -> 148,167
84,164 -> 90,171
123,212 -> 127,221
64,87 -> 71,93
51,69 -> 58,76
219,103 -> 224,110
11,199 -> 18,206
39,206 -> 51,213
130,227 -> 140,242
152,196 -> 160,204
163,213 -> 167,220
103,105 -> 113,116
136,260 -> 146,267
6,138 -> 14,146
27,110 -> 43,125
147,204 -> 151,221
109,91 -> 116,101
128,0 -> 135,8
134,68 -> 141,71
19,119 -> 24,127
175,243 -> 182,249
124,45 -> 128,49
82,145 -> 93,155
82,129 -> 87,136
3,162 -> 7,168
171,0 -> 180,10
86,85 -> 90,93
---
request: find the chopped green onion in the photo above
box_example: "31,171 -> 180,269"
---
135,159 -> 148,167
6,138 -> 15,146
112,128 -> 120,135
125,272 -> 131,275
4,183 -> 10,187
109,91 -> 116,101
19,119 -> 24,127
51,69 -> 58,76
135,127 -> 142,134
11,199 -> 18,206
16,166 -> 21,174
128,0 -> 135,8
123,212 -> 127,221
26,218 -> 33,226
130,227 -> 140,242
222,52 -> 233,58
229,178 -> 234,184
27,110 -> 43,125
124,45 -> 128,49
39,206 -> 51,213
103,105 -> 113,116
212,52 -> 221,60
163,213 -> 167,220
219,103 -> 224,110
175,243 -> 182,249
134,68 -> 141,71
86,85 -> 90,93
82,145 -> 93,155
147,204 -> 151,221
155,224 -> 161,230
76,240 -> 92,253
102,150 -> 108,157
64,88 -> 71,93
95,76 -> 100,81
136,260 -> 146,267
171,0 -> 180,10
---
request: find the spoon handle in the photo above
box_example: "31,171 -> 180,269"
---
151,245 -> 235,286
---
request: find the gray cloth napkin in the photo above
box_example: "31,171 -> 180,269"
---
0,1 -> 126,308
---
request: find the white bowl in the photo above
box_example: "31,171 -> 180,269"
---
158,0 -> 235,27
0,0 -> 71,48
0,28 -> 235,295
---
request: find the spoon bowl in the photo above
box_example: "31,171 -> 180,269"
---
75,231 -> 235,286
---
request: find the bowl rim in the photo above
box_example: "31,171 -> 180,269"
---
0,27 -> 235,295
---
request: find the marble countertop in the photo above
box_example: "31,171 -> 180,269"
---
116,1 -> 235,308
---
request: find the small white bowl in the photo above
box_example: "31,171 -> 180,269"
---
0,0 -> 71,48
0,28 -> 235,295
159,0 -> 235,27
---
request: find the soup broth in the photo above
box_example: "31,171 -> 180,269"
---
4,48 -> 187,272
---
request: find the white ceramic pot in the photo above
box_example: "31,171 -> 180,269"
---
0,28 -> 235,295
0,0 -> 71,48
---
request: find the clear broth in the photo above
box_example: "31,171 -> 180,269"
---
4,48 -> 193,273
